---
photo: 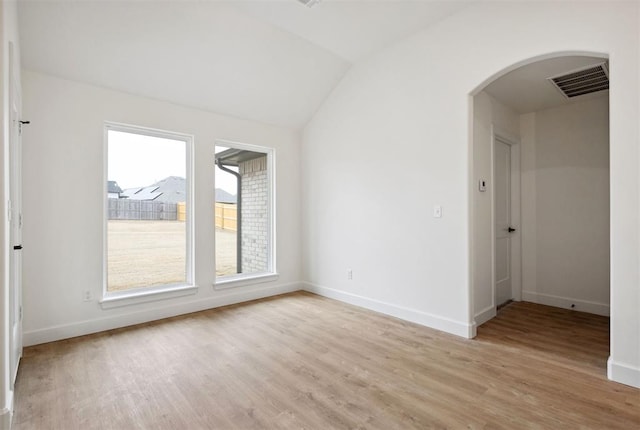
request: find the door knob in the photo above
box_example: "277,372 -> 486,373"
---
508,227 -> 516,233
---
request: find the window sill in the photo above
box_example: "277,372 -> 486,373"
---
213,273 -> 279,290
100,284 -> 198,309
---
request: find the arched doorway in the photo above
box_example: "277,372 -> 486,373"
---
470,53 -> 610,327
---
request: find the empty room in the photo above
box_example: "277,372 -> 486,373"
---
1,0 -> 639,429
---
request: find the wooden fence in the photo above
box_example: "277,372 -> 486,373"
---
215,203 -> 237,231
109,199 -> 237,228
177,202 -> 186,221
108,199 -> 178,220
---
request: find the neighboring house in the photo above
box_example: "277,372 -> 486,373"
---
215,188 -> 236,204
110,177 -> 189,220
149,176 -> 188,204
120,176 -> 188,203
107,180 -> 123,199
120,176 -> 237,204
121,185 -> 162,201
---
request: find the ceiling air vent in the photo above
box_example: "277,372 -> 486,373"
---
297,0 -> 322,8
548,62 -> 609,98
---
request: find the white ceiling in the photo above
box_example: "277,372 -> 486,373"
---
18,0 -> 472,129
483,56 -> 609,114
232,0 -> 472,63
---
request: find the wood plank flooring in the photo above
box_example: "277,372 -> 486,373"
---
13,292 -> 640,429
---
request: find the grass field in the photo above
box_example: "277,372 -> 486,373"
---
107,220 -> 237,292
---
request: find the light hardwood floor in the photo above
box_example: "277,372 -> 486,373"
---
13,292 -> 640,429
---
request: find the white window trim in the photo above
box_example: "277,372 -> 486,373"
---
100,284 -> 198,309
103,122 -> 195,306
213,139 -> 276,288
214,273 -> 279,290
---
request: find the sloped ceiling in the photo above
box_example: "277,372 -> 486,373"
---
232,0 -> 472,63
18,0 -> 471,129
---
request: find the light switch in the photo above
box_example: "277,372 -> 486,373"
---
433,205 -> 442,218
479,179 -> 487,192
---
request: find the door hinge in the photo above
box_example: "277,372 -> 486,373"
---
19,306 -> 22,321
19,120 -> 30,136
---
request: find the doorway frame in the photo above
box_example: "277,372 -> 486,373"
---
7,40 -> 22,389
491,127 -> 522,310
469,51 -> 610,335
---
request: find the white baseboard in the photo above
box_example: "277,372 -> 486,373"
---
23,282 -> 302,346
303,282 -> 473,339
608,356 -> 640,388
0,390 -> 13,430
474,305 -> 497,328
522,290 -> 609,316
0,409 -> 10,430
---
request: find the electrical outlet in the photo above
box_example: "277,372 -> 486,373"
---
83,290 -> 92,302
347,269 -> 353,280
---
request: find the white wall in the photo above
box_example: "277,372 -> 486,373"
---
0,1 -> 20,427
472,91 -> 520,325
20,70 -> 302,346
521,97 -> 610,315
302,1 -> 639,387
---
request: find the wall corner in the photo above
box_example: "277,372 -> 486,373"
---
607,356 -> 640,389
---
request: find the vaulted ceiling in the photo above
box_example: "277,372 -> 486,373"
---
18,0 -> 472,129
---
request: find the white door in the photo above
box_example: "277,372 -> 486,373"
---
8,42 -> 23,386
494,139 -> 513,307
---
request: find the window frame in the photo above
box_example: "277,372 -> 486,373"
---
213,139 -> 277,289
101,122 -> 196,308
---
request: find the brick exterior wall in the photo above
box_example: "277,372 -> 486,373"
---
239,156 -> 268,273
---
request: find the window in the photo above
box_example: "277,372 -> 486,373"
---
104,123 -> 193,302
215,141 -> 275,286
